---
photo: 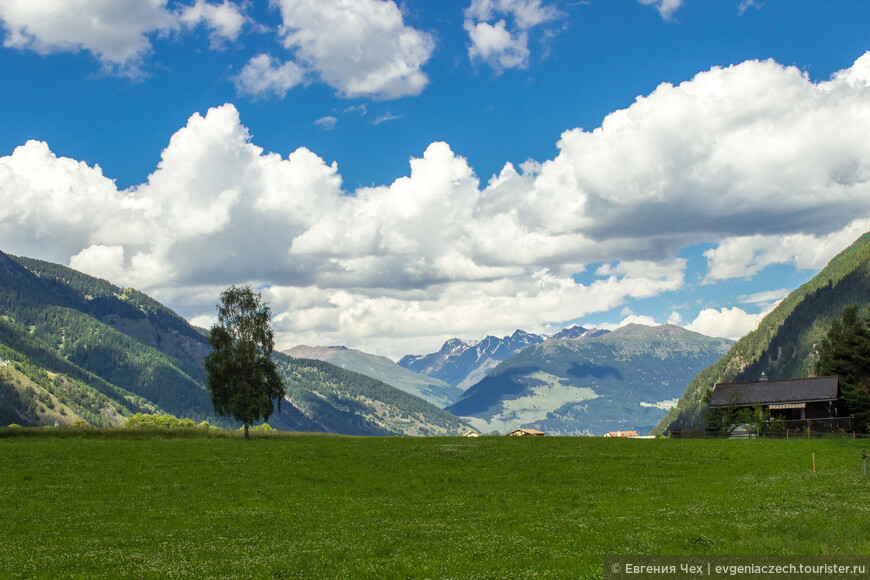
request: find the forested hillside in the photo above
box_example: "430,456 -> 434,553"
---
276,356 -> 468,436
0,251 -> 469,435
655,231 -> 870,434
0,251 -> 215,426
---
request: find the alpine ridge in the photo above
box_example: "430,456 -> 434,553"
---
398,326 -> 607,390
446,324 -> 732,435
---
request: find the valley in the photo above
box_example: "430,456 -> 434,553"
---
6,231 -> 870,437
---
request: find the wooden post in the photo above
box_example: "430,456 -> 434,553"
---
812,452 -> 816,473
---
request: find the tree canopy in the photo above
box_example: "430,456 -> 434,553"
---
205,286 -> 284,438
815,304 -> 870,432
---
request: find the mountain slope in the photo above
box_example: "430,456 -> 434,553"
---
284,345 -> 462,408
446,325 -> 732,435
654,231 -> 870,435
0,251 -> 468,435
275,356 -> 468,436
0,251 -> 213,426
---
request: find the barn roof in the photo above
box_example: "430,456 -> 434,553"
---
604,430 -> 640,438
709,376 -> 839,408
506,428 -> 545,436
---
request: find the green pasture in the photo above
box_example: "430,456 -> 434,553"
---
1,433 -> 868,578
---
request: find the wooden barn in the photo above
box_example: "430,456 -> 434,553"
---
708,375 -> 850,431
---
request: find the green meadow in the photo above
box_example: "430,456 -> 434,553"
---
1,432 -> 869,579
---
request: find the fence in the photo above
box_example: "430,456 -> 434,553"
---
672,417 -> 864,439
719,429 -> 868,440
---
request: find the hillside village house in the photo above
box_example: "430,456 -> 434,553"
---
604,430 -> 640,438
506,428 -> 545,436
708,375 -> 851,432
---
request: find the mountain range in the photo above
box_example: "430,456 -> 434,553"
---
655,230 -> 870,435
445,324 -> 732,435
398,326 -> 608,390
15,229 -> 864,439
283,345 -> 462,408
0,251 -> 467,436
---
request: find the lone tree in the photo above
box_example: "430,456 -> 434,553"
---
205,285 -> 284,439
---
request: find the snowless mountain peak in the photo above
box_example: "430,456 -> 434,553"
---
398,325 -> 607,388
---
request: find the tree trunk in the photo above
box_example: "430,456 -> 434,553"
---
244,424 -> 249,439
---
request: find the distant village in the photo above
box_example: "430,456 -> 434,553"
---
462,427 -> 655,438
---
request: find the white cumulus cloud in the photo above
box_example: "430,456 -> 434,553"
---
235,53 -> 305,98
0,0 -> 177,73
0,139 -> 151,264
271,0 -> 434,99
466,20 -> 529,71
685,307 -> 768,340
179,0 -> 246,47
703,220 -> 870,282
0,0 -> 247,74
464,0 -> 561,71
5,54 -> 870,356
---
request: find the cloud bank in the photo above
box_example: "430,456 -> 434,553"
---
0,0 -> 246,74
3,54 -> 870,356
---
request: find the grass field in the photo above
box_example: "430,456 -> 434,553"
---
1,432 -> 869,578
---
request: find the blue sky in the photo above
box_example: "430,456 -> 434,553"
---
2,0 -> 870,358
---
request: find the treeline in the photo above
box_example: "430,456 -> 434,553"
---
1,251 -> 209,371
1,412 -> 283,439
816,305 -> 870,431
12,254 -> 204,342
